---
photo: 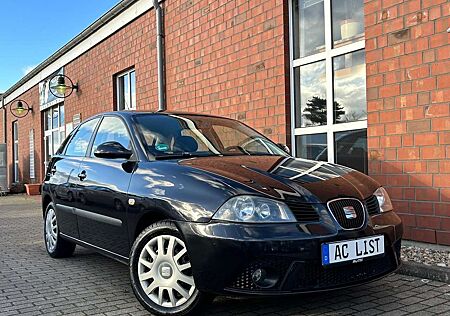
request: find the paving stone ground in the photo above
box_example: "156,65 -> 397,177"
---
1,195 -> 449,316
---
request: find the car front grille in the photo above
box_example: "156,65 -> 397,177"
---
327,198 -> 365,229
228,241 -> 400,293
365,195 -> 380,216
230,257 -> 292,291
282,251 -> 396,291
284,199 -> 320,222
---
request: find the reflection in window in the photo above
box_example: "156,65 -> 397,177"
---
45,110 -> 52,130
332,0 -> 364,47
135,114 -> 287,157
52,107 -> 59,129
65,118 -> 99,157
52,131 -> 59,153
294,0 -> 325,58
335,129 -> 367,173
60,105 -> 65,126
296,61 -> 327,127
117,69 -> 136,110
91,117 -> 132,155
333,50 -> 366,123
296,133 -> 327,161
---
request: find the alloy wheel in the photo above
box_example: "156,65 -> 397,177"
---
138,234 -> 196,308
45,208 -> 58,252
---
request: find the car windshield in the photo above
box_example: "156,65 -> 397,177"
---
134,114 -> 288,159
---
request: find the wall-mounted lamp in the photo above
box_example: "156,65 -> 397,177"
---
10,100 -> 32,118
49,74 -> 78,98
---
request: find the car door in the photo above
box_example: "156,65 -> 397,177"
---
48,118 -> 100,238
76,115 -> 135,257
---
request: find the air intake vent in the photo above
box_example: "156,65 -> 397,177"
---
284,198 -> 320,223
327,198 -> 365,230
365,195 -> 380,216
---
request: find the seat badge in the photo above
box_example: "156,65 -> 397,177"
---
128,198 -> 136,206
343,206 -> 357,219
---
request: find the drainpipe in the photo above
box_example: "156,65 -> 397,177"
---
1,95 -> 6,191
1,95 -> 5,144
153,0 -> 166,111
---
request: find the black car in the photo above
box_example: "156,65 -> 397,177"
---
42,111 -> 402,316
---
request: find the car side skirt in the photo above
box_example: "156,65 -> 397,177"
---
60,233 -> 129,265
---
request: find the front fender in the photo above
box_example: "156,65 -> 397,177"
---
126,161 -> 256,225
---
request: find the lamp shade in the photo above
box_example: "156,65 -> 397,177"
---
49,74 -> 78,98
10,100 -> 32,118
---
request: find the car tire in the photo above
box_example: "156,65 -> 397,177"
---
44,202 -> 76,258
129,221 -> 214,316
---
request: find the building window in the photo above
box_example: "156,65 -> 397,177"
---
290,0 -> 367,173
12,121 -> 19,183
44,103 -> 65,168
116,69 -> 136,110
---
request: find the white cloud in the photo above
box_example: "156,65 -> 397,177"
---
22,64 -> 37,75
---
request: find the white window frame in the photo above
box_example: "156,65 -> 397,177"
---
116,69 -> 136,111
44,103 -> 65,169
288,0 -> 367,163
12,121 -> 19,183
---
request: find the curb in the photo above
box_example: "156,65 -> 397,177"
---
399,261 -> 450,284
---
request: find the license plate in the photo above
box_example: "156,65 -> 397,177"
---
321,235 -> 384,265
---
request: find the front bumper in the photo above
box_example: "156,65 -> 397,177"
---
177,211 -> 403,295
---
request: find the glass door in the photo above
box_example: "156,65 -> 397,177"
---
43,103 -> 65,170
12,121 -> 19,182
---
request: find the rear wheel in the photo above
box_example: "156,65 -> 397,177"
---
44,202 -> 76,258
129,221 -> 213,316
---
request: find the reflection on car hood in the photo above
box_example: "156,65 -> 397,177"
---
179,156 -> 379,203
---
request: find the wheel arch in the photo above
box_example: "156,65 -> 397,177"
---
42,194 -> 53,218
132,209 -> 175,241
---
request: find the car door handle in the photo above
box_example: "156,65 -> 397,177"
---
50,167 -> 57,175
78,171 -> 87,181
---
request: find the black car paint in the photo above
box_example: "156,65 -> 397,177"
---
42,111 -> 403,295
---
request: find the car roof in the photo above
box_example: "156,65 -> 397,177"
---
100,110 -> 228,120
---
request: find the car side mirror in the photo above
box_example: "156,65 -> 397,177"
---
94,141 -> 133,159
277,143 -> 290,154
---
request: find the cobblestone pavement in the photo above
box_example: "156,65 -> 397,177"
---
1,195 -> 449,316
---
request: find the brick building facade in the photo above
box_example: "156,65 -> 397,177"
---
0,0 -> 448,244
364,0 -> 449,244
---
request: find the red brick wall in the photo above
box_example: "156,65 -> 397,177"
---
365,0 -> 450,245
3,86 -> 43,186
65,9 -> 159,123
164,0 -> 290,144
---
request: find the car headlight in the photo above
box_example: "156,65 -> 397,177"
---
213,195 -> 296,223
374,187 -> 393,212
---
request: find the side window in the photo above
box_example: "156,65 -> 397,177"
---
64,118 -> 100,157
91,116 -> 132,156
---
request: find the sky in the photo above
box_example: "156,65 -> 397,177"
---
0,0 -> 120,93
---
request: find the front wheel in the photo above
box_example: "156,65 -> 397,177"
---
129,221 -> 213,316
44,202 -> 76,258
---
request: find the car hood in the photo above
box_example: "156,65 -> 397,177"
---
179,155 -> 379,203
